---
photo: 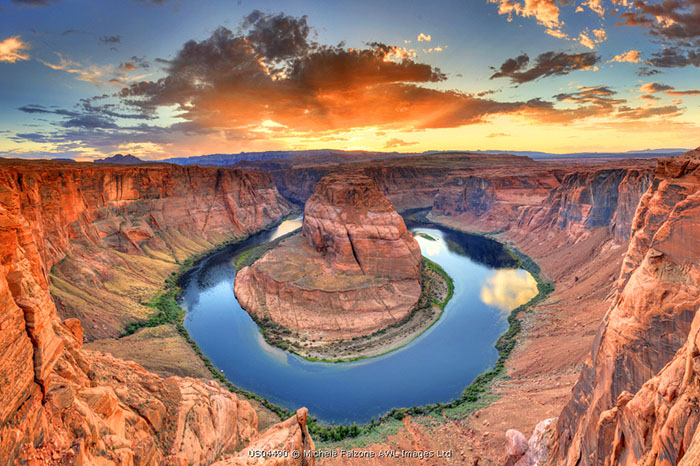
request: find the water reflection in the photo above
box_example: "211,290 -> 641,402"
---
183,222 -> 539,423
269,215 -> 303,241
480,269 -> 538,311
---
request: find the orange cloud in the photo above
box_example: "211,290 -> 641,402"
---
487,0 -> 561,29
609,50 -> 642,63
0,36 -> 30,63
417,33 -> 432,42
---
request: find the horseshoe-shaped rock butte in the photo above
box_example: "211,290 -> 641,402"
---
234,173 -> 423,341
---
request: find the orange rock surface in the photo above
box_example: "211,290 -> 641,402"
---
235,173 -> 422,340
0,159 -> 293,340
546,149 -> 700,465
0,159 -> 304,465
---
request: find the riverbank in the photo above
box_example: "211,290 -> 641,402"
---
105,212 -> 554,449
247,255 -> 453,362
88,213 -> 302,427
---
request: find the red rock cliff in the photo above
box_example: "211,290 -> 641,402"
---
302,173 -> 421,279
0,159 -> 293,339
0,159 -> 307,465
546,149 -> 700,465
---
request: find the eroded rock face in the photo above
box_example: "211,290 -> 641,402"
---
212,408 -> 315,466
0,159 -> 292,340
235,173 -> 422,340
302,173 -> 421,279
547,149 -> 700,466
433,167 -> 652,245
0,160 -> 304,465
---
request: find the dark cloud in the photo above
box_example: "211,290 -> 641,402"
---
554,86 -> 626,107
18,104 -> 78,117
641,82 -> 674,93
637,66 -> 662,76
119,56 -> 150,71
649,47 -> 700,68
641,81 -> 700,96
612,1 -> 700,69
243,10 -> 313,64
490,51 -> 600,84
62,115 -> 118,129
99,35 -> 121,44
118,22 -> 449,131
615,0 -> 700,41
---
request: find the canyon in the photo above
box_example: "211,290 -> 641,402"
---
0,159 -> 310,465
2,148 -> 699,465
234,173 -> 422,342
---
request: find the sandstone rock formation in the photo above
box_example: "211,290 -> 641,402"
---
546,149 -> 700,465
505,418 -> 556,466
0,160 -> 304,465
433,166 -> 652,245
0,159 -> 292,339
212,408 -> 315,466
235,173 -> 422,340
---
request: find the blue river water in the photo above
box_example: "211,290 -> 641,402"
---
182,217 -> 537,424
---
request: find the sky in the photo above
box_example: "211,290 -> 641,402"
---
0,0 -> 699,160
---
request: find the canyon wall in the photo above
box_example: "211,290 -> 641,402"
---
0,160 -> 293,339
546,149 -> 700,465
266,153 -> 534,210
432,166 -> 652,246
0,159 -> 304,465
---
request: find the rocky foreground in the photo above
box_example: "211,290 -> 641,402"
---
234,173 -> 422,341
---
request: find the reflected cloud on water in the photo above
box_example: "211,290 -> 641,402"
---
480,269 -> 538,311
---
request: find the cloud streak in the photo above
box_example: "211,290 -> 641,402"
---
490,50 -> 600,84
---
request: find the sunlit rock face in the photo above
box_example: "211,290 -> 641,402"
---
547,149 -> 700,466
302,173 -> 422,280
235,173 -> 423,341
0,159 -> 307,465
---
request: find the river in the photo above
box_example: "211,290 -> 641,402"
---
181,216 -> 538,424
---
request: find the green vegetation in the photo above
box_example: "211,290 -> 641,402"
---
415,232 -> 437,241
121,276 -> 183,336
122,214 -> 553,448
423,256 -> 454,309
250,257 -> 455,364
235,229 -> 298,269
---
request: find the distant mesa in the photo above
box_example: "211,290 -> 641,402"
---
51,157 -> 75,162
94,153 -> 145,164
234,173 -> 423,341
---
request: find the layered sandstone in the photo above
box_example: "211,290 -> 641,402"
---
235,173 -> 422,340
0,159 -> 304,465
432,165 -> 653,245
546,149 -> 700,465
212,408 -> 315,466
0,159 -> 293,339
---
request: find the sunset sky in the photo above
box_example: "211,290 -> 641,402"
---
1,0 -> 699,160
